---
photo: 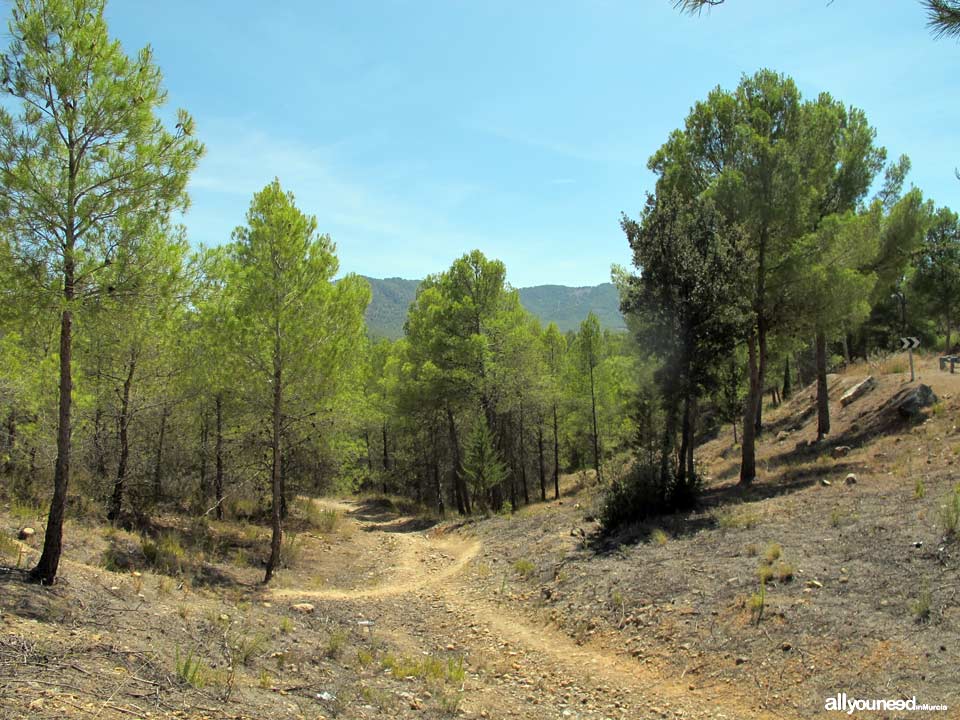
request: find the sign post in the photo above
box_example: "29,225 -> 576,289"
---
899,336 -> 920,382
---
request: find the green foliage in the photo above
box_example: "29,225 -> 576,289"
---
0,0 -> 203,584
600,459 -> 701,532
175,646 -> 209,688
0,531 -> 20,564
462,422 -> 509,512
748,579 -> 766,625
941,484 -> 960,538
141,533 -> 187,575
295,498 -> 340,533
715,505 -> 761,530
324,629 -> 348,659
512,558 -> 535,578
913,582 -> 932,623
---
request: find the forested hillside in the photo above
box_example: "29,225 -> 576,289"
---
364,277 -> 625,338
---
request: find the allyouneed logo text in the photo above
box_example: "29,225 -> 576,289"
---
825,693 -> 948,714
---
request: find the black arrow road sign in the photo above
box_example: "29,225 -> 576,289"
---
899,337 -> 920,351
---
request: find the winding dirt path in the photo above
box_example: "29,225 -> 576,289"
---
269,500 -> 790,720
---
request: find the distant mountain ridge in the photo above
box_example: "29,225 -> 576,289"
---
361,276 -> 626,339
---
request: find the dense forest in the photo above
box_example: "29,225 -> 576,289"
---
1,0 -> 959,590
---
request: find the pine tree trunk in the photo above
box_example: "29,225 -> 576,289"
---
199,412 -> 209,501
537,424 -> 546,501
816,330 -> 830,440
432,422 -> 444,518
518,401 -> 529,505
677,394 -> 691,484
755,319 -> 767,433
446,406 -> 470,514
552,404 -> 560,500
279,449 -> 288,521
107,353 -> 135,524
215,394 -> 224,521
31,291 -> 73,584
264,336 -> 283,584
782,356 -> 792,400
589,363 -> 602,483
686,397 -> 696,482
4,410 -> 15,475
31,149 -> 79,585
153,404 -> 168,501
381,422 -> 390,495
740,331 -> 759,484
92,406 -> 107,480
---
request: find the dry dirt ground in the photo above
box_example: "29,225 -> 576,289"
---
1,353 -> 959,719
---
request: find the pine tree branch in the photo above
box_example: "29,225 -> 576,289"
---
926,0 -> 960,39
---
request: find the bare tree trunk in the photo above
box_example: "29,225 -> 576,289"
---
589,363 -> 602,483
199,411 -> 209,501
552,404 -> 560,500
740,331 -> 759,484
782,356 -> 792,400
264,334 -> 283,584
537,423 -> 546,501
279,448 -> 288,521
686,397 -> 696,482
108,353 -> 136,524
3,410 -> 15,475
755,319 -> 768,433
381,422 -> 390,495
92,406 -> 107,481
432,421 -> 444,518
364,429 -> 372,471
153,404 -> 169,501
31,283 -> 73,584
677,394 -> 691,485
446,406 -> 470,515
215,394 -> 224,521
816,330 -> 830,441
518,401 -> 529,506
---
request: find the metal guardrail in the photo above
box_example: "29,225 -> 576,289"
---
939,355 -> 959,373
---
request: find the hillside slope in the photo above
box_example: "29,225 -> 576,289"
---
362,276 -> 625,338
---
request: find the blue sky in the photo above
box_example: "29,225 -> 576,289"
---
99,1 -> 958,287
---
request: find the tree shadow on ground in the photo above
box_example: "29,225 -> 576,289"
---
348,498 -> 439,534
0,566 -> 74,622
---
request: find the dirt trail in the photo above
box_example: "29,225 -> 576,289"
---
270,500 -> 791,720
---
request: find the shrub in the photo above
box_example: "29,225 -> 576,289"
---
175,646 -> 208,688
775,562 -> 794,583
651,528 -> 669,546
749,580 -> 766,625
0,531 -> 20,564
295,498 -> 340,533
716,505 -> 761,530
763,543 -> 782,564
600,460 -> 700,533
324,630 -> 347,659
941,484 -> 960,538
280,532 -> 302,568
512,558 -> 535,578
913,582 -> 932,623
142,533 -> 187,575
